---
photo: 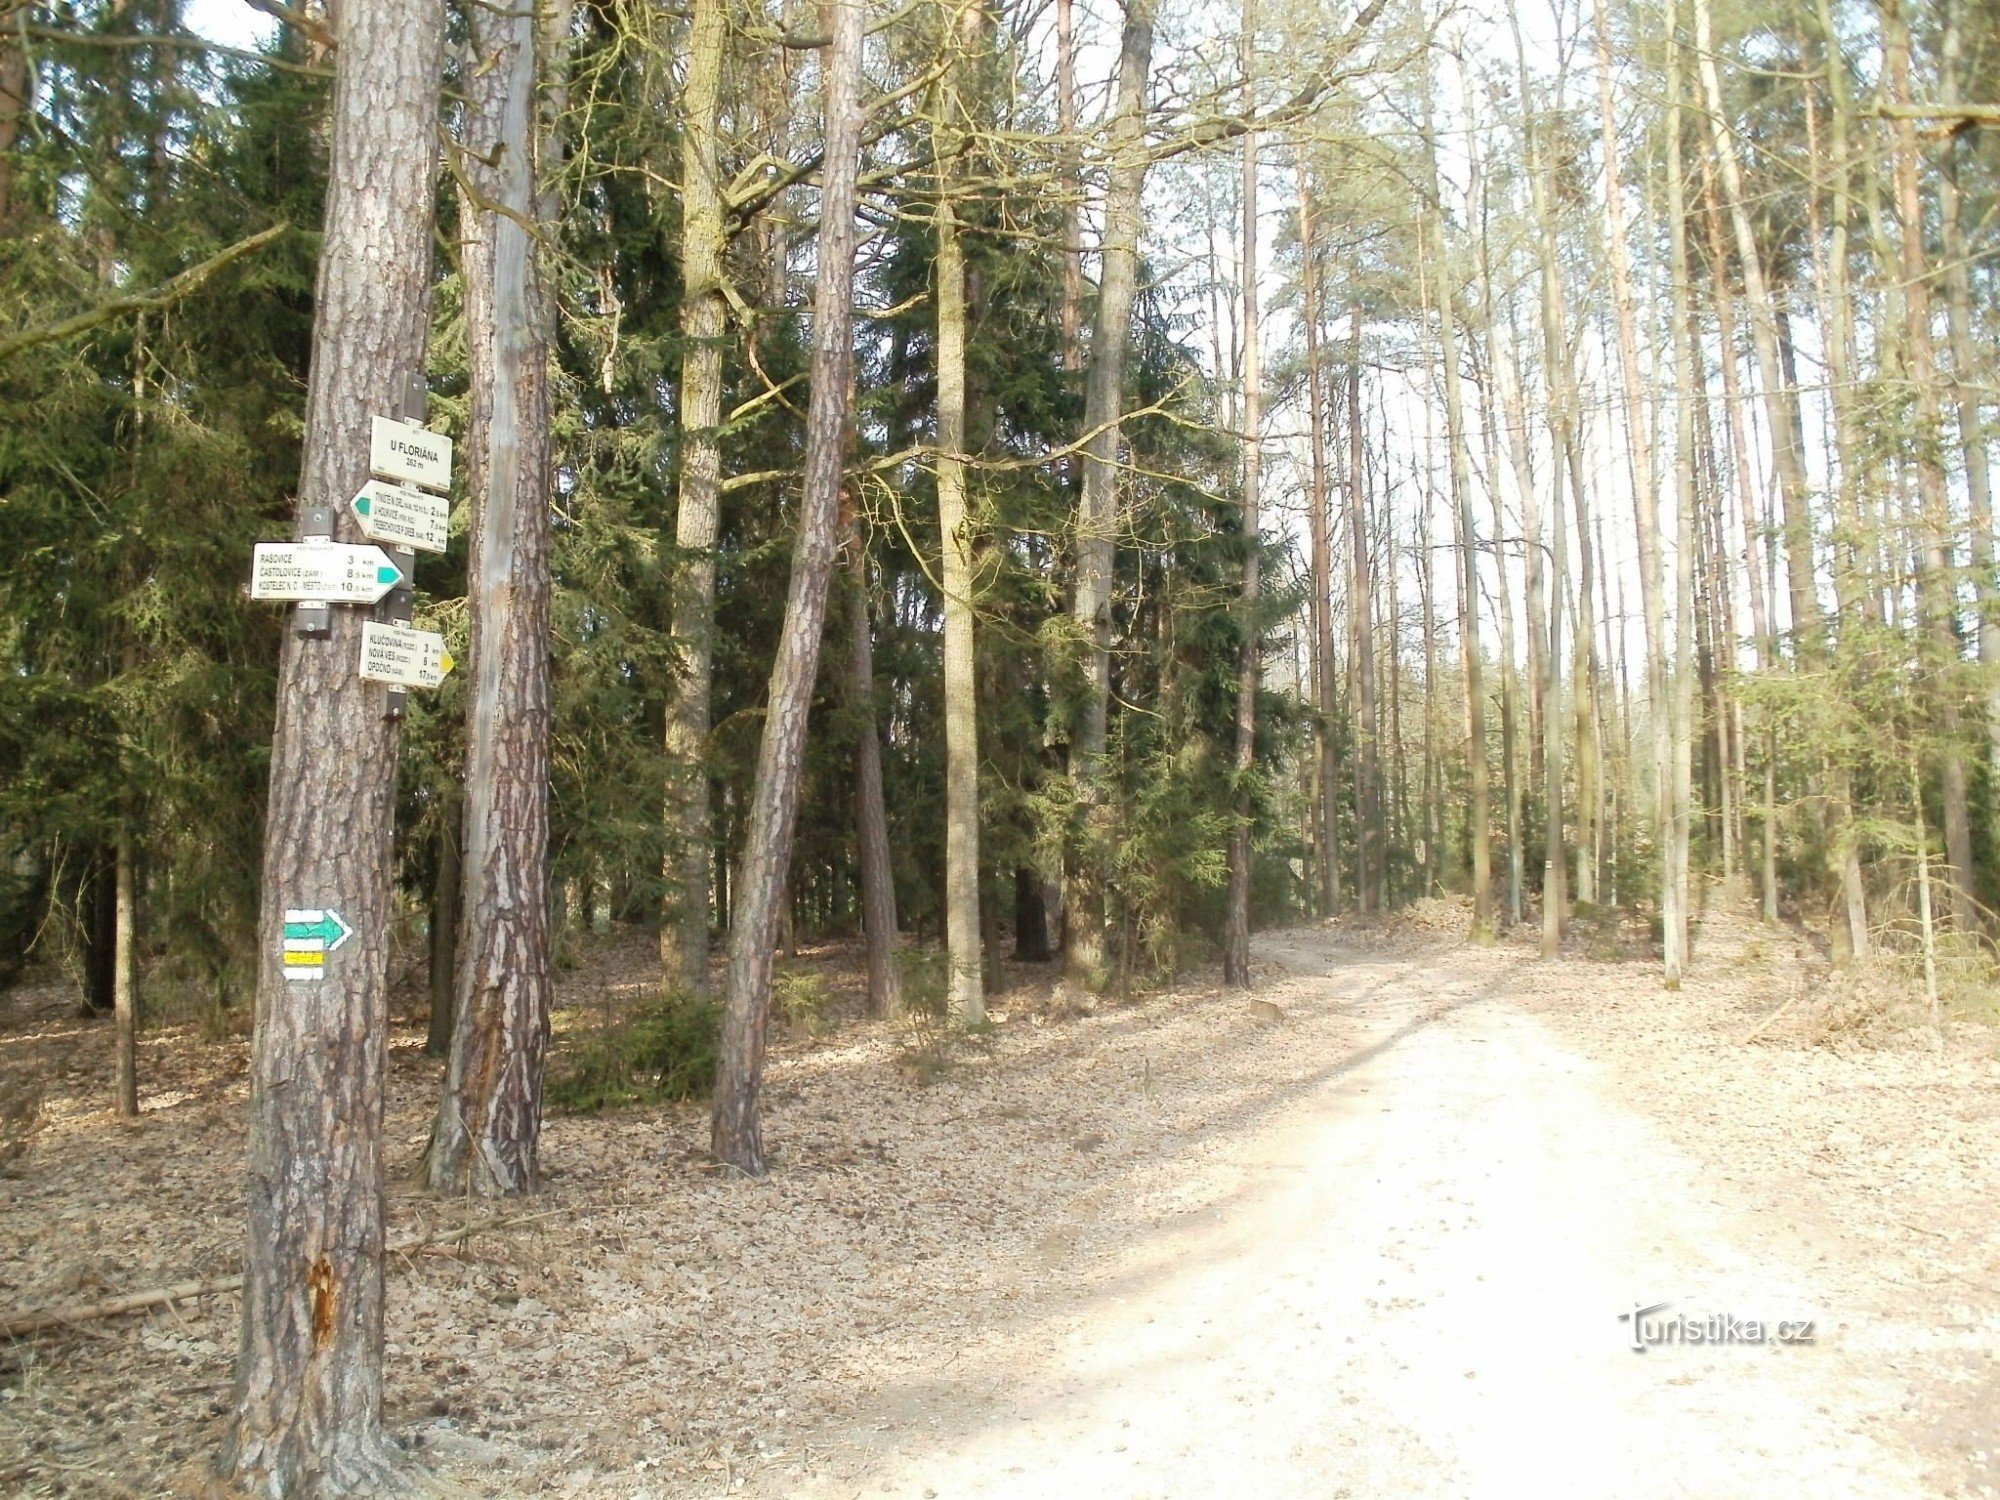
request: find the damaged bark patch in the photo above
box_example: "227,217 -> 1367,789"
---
308,1257 -> 336,1349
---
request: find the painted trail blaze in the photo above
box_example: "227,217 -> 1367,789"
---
281,908 -> 353,981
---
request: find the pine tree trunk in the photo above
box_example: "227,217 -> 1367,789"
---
1590,0 -> 1668,933
1427,202 -> 1490,934
934,55 -> 984,1022
662,0 -> 729,995
223,0 -> 443,1485
1509,11 -> 1573,953
1417,492 -> 1438,897
1299,168 -> 1340,916
1698,153 -> 1785,923
427,0 -> 555,1198
426,799 -> 461,1060
1055,0 -> 1082,374
1463,145 -> 1524,928
1347,306 -> 1381,912
112,815 -> 137,1118
80,848 -> 116,1016
1664,8 -> 1697,985
1939,11 -> 1997,855
0,33 -> 24,226
1223,0 -> 1261,987
1569,442 -> 1600,909
846,550 -> 902,1018
710,0 -> 866,1174
1691,0 -> 1816,657
1063,0 -> 1154,987
1386,484 -> 1408,902
1885,0 -> 1975,930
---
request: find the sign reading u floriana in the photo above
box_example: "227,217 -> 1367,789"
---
368,415 -> 453,492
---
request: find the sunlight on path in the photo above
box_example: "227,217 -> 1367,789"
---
782,940 -> 1930,1499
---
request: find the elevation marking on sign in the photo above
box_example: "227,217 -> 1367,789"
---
368,415 -> 453,492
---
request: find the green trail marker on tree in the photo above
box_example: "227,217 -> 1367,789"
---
280,906 -> 354,980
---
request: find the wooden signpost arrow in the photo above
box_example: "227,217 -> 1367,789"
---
358,620 -> 454,689
250,542 -> 405,604
351,480 -> 450,554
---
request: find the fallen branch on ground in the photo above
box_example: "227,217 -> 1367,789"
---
0,1210 -> 556,1340
1738,983 -> 1811,1046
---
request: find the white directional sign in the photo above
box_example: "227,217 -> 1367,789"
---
369,416 -> 453,492
358,621 -> 454,689
351,480 -> 450,554
251,542 -> 404,604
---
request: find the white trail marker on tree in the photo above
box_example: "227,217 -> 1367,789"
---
369,415 -> 453,491
358,620 -> 454,689
351,480 -> 450,553
250,541 -> 405,604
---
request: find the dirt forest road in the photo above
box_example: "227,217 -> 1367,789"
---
772,923 -> 1995,1500
5,911 -> 1996,1498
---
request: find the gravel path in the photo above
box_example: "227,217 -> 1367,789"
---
774,928 -> 1980,1500
5,916 -> 1993,1497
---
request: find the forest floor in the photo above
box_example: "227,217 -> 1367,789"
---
1,893 -> 1997,1498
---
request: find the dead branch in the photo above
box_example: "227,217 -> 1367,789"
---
1,1210 -> 557,1340
0,223 -> 290,364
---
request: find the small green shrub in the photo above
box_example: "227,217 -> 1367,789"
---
893,948 -> 953,1082
547,990 -> 721,1112
774,969 -> 832,1035
897,947 -> 950,1021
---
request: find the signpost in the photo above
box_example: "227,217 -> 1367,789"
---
358,621 -> 454,690
248,404 -> 453,716
250,542 -> 405,604
280,906 -> 353,982
351,480 -> 450,554
369,415 -> 453,492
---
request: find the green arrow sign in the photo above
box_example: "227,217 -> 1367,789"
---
283,909 -> 353,948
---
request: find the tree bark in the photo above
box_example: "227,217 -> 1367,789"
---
1055,0 -> 1083,374
662,0 -> 729,995
1223,0 -> 1261,987
1590,0 -> 1671,954
112,816 -> 137,1118
1299,167 -> 1339,917
710,0 -> 866,1175
1505,7 -> 1568,952
80,847 -> 117,1016
1424,69 -> 1490,937
1940,4 -> 1999,861
846,541 -> 902,1018
223,0 -> 443,1486
427,0 -> 555,1198
1063,0 -> 1154,988
1347,305 -> 1381,912
934,11 -> 984,1022
426,799 -> 461,1060
0,31 -> 24,227
1691,0 -> 1816,656
1463,134 -> 1525,927
1885,0 -> 1975,929
1664,3 -> 1697,985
